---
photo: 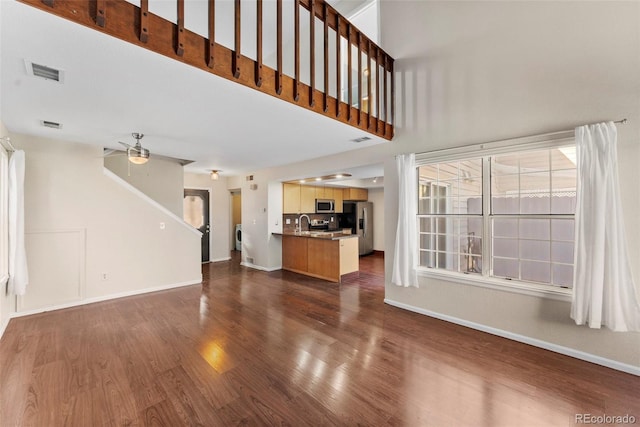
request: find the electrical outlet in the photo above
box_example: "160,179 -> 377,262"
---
295,218 -> 299,224
286,218 -> 291,225
330,217 -> 334,222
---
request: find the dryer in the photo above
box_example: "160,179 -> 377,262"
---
235,224 -> 242,251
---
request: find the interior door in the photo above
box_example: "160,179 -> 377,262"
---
183,189 -> 210,263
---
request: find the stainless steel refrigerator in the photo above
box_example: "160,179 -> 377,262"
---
340,201 -> 373,256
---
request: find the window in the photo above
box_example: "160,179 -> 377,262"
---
417,144 -> 576,291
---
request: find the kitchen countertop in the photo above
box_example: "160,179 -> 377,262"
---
273,231 -> 358,241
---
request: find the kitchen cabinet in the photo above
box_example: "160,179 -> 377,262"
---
343,187 -> 368,201
283,183 -> 301,214
282,234 -> 358,282
300,185 -> 316,214
334,188 -> 343,213
316,186 -> 334,199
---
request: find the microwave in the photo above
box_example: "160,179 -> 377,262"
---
315,199 -> 335,213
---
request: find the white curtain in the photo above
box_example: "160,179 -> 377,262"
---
571,122 -> 640,331
8,150 -> 28,295
392,153 -> 418,287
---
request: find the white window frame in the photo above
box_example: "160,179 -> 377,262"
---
415,131 -> 576,301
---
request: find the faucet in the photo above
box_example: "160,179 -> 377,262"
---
297,214 -> 311,233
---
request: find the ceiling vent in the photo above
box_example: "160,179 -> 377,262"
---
41,120 -> 62,129
351,136 -> 372,143
25,61 -> 64,83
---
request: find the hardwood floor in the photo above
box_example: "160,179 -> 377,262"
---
1,253 -> 638,426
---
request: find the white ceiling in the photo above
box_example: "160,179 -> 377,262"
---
0,0 -> 384,177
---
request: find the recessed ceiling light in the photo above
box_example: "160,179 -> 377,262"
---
315,177 -> 322,181
299,179 -> 306,183
335,174 -> 343,179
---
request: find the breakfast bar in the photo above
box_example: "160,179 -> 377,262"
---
277,231 -> 359,283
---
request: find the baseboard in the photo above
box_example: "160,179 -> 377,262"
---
209,257 -> 232,263
384,298 -> 640,377
240,262 -> 281,272
11,278 -> 203,319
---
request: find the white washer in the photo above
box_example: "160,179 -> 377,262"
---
235,224 -> 242,251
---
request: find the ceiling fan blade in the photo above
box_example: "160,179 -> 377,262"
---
118,141 -> 133,149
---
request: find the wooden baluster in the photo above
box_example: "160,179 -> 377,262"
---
383,54 -> 388,136
376,47 -> 381,132
347,24 -> 352,122
256,0 -> 263,87
335,13 -> 341,118
309,0 -> 315,107
177,0 -> 185,56
96,0 -> 106,27
207,0 -> 215,68
367,39 -> 372,129
357,31 -> 362,125
233,0 -> 241,78
323,2 -> 329,112
276,0 -> 283,95
140,0 -> 149,43
294,0 -> 300,101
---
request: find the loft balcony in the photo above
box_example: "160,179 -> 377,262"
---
18,0 -> 394,140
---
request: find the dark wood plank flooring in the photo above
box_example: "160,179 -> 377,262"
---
1,252 -> 638,426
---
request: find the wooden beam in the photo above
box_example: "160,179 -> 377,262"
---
323,2 -> 328,112
294,0 -> 300,101
207,0 -> 215,68
95,0 -> 105,27
309,0 -> 315,107
140,0 -> 149,43
276,0 -> 283,95
335,12 -> 340,118
255,0 -> 263,87
233,0 -> 240,78
176,0 -> 185,56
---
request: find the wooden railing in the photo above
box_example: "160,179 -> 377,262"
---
21,0 -> 394,140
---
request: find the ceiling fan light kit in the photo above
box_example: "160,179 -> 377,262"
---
118,132 -> 150,165
210,170 -> 220,180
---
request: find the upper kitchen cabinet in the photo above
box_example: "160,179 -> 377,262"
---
334,189 -> 343,213
283,183 -> 301,214
300,186 -> 317,214
343,188 -> 368,201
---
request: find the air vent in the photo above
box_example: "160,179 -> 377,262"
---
25,61 -> 64,83
41,120 -> 62,129
351,136 -> 372,143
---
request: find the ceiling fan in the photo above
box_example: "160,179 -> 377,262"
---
117,132 -> 150,165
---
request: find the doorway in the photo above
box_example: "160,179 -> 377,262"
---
184,189 -> 210,263
230,190 -> 242,252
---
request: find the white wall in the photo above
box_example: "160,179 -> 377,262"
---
11,133 -> 201,315
367,187 -> 384,251
183,172 -> 231,262
105,154 -> 184,217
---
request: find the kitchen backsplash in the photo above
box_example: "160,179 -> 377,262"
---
282,213 -> 339,232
